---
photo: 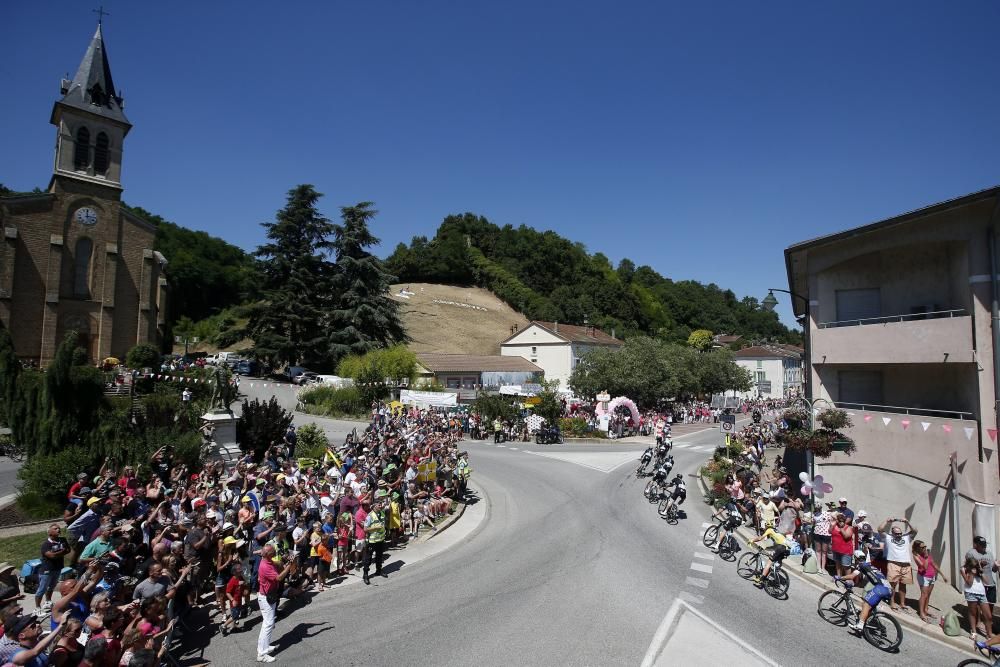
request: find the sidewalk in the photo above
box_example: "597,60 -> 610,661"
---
695,473 -> 979,656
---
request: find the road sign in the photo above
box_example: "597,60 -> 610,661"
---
596,392 -> 611,403
720,414 -> 736,434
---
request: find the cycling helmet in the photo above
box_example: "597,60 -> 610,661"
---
853,549 -> 866,560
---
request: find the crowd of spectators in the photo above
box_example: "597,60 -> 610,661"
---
0,403 -> 471,665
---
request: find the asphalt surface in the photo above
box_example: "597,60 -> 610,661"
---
186,423 -> 966,666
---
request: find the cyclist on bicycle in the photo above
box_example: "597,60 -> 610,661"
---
658,474 -> 687,517
750,523 -> 789,586
710,499 -> 743,552
838,549 -> 891,632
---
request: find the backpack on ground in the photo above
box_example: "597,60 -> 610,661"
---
941,610 -> 963,636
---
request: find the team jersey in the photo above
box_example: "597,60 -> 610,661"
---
759,527 -> 787,546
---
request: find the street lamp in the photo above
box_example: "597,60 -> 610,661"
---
761,290 -> 779,312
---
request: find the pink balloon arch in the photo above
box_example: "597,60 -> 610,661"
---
595,396 -> 641,426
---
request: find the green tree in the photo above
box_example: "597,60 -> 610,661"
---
126,343 -> 161,369
236,396 -> 293,460
327,202 -> 407,361
38,333 -> 105,457
247,185 -> 337,369
687,329 -> 714,351
295,422 -> 329,460
696,349 -> 753,395
532,381 -> 563,424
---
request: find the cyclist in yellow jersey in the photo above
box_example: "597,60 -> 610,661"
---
750,524 -> 790,586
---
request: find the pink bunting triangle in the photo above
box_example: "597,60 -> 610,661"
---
989,428 -> 998,442
901,420 -> 910,430
864,414 -> 872,423
964,427 -> 975,441
942,424 -> 952,434
921,422 -> 931,432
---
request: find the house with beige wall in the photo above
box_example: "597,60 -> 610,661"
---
785,185 -> 1000,579
733,345 -> 804,399
500,321 -> 621,391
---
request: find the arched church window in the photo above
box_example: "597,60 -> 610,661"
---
74,127 -> 90,170
74,237 -> 93,298
94,133 -> 110,174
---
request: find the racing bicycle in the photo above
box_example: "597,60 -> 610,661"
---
736,543 -> 790,599
817,577 -> 903,652
702,522 -> 740,561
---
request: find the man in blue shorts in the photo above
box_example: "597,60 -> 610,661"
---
839,549 -> 891,632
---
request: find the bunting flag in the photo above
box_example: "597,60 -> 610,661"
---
989,428 -> 998,442
882,417 -> 892,427
901,420 -> 910,431
864,415 -> 872,423
942,424 -> 952,434
921,422 -> 931,432
964,427 -> 976,441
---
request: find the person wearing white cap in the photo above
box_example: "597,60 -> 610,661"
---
837,497 -> 855,522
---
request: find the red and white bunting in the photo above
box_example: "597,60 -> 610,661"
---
882,417 -> 892,427
921,422 -> 931,432
964,427 -> 976,441
942,424 -> 952,434
901,420 -> 910,431
989,428 -> 998,443
864,415 -> 872,423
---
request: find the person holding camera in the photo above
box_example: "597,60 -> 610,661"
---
256,544 -> 296,663
963,554 -> 995,642
967,535 -> 1000,634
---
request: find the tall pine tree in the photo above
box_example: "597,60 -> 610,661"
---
328,202 -> 407,361
248,185 -> 336,368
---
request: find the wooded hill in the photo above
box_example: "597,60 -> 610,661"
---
387,213 -> 800,345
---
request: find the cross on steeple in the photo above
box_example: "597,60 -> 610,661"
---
92,5 -> 110,25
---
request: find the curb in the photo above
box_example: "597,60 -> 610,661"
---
695,472 -> 976,656
422,487 -> 472,542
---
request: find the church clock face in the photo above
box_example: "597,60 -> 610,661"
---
74,207 -> 98,226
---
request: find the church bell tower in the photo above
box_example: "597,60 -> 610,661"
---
49,22 -> 132,197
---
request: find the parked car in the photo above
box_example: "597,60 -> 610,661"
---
294,371 -> 319,385
235,360 -> 259,376
284,366 -> 309,383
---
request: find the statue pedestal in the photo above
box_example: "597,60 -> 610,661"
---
201,411 -> 239,467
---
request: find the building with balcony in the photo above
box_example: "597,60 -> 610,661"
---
785,185 -> 1000,577
500,321 -> 622,391
733,345 -> 804,399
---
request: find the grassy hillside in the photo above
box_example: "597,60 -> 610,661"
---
390,283 -> 528,355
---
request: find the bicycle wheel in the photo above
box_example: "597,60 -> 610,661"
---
736,552 -> 758,579
648,484 -> 661,504
956,660 -> 994,667
817,590 -> 851,626
863,611 -> 903,652
764,568 -> 790,599
658,498 -> 670,515
666,507 -> 679,525
702,524 -> 720,548
719,536 -> 738,562
643,480 -> 655,499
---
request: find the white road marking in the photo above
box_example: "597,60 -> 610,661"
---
497,445 -> 506,448
693,552 -> 715,561
641,599 -> 778,667
689,562 -> 713,574
679,592 -> 704,605
684,576 -> 710,589
672,443 -> 691,449
523,449 -> 637,473
509,447 -> 518,450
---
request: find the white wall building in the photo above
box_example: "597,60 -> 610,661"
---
500,321 -> 622,391
733,345 -> 804,399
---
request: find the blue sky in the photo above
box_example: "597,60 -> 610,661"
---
4,1 -> 999,326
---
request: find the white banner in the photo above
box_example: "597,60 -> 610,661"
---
399,389 -> 458,407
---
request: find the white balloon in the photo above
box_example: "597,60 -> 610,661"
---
799,471 -> 810,483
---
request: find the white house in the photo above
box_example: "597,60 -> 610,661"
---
733,345 -> 804,399
500,321 -> 622,391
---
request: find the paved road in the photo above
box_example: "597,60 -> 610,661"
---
0,457 -> 20,500
187,425 -> 965,666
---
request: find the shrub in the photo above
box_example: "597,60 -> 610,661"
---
126,343 -> 161,370
297,386 -> 364,417
559,417 -> 590,438
296,423 -> 329,460
236,397 -> 292,460
17,445 -> 98,505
